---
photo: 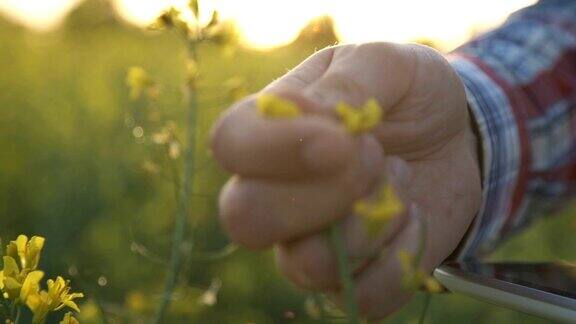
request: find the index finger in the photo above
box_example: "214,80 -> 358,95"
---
210,94 -> 355,179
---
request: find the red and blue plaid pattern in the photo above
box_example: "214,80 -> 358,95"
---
448,0 -> 576,259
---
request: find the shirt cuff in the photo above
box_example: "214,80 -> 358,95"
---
447,53 -> 525,260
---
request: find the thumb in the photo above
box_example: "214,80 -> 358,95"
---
264,46 -> 335,93
301,43 -> 416,113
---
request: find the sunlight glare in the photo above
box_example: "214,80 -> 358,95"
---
0,0 -> 80,30
115,0 -> 330,48
0,0 -> 537,50
111,0 -> 539,50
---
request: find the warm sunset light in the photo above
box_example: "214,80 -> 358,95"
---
0,0 -> 536,49
0,0 -> 80,31
2,0 -> 573,322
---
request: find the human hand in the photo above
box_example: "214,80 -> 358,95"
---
210,42 -> 481,320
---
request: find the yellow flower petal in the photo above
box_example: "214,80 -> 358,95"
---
29,291 -> 51,324
126,66 -> 151,100
60,312 -> 79,324
27,237 -> 45,270
359,98 -> 383,131
3,256 -> 19,277
5,235 -> 45,271
15,235 -> 28,264
256,94 -> 301,119
423,277 -> 443,294
26,290 -> 49,313
40,275 -> 84,313
335,102 -> 363,134
59,300 -> 80,312
335,99 -> 383,135
20,270 -> 44,302
4,277 -> 22,299
354,184 -> 404,236
6,240 -> 18,261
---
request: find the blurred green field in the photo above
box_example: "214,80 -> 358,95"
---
0,2 -> 575,323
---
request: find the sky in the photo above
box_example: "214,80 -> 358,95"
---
0,0 -> 536,49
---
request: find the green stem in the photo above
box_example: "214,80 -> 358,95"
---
329,223 -> 359,324
13,306 -> 20,324
415,208 -> 432,324
418,293 -> 432,324
189,244 -> 238,262
0,296 -> 11,322
153,38 -> 200,324
414,214 -> 427,269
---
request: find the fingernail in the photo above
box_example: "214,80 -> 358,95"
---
387,157 -> 409,183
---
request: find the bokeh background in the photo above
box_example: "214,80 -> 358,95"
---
0,0 -> 575,323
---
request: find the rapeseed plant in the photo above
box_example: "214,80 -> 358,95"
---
126,1 -> 238,323
0,235 -> 82,324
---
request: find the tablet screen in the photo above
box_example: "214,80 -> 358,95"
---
454,262 -> 576,299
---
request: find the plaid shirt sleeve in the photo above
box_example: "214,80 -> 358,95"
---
447,0 -> 576,259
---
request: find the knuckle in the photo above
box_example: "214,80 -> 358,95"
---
403,119 -> 428,139
321,70 -> 365,102
409,43 -> 453,78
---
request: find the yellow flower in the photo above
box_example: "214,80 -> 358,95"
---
361,98 -> 383,131
225,76 -> 248,101
47,276 -> 84,312
19,270 -> 44,303
27,276 -> 83,324
256,94 -> 301,119
6,235 -> 45,271
398,249 -> 421,290
1,255 -> 44,303
126,291 -> 147,312
397,249 -> 444,293
126,67 -> 153,100
354,184 -> 404,236
423,277 -> 443,294
60,312 -> 79,324
186,59 -> 199,74
335,98 -> 383,135
27,291 -> 51,323
0,256 -> 19,291
149,7 -> 181,30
